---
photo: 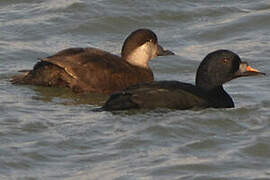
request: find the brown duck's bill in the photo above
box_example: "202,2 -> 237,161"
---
157,45 -> 175,56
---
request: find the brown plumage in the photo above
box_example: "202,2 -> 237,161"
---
12,29 -> 174,94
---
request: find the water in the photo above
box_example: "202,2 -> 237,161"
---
1,0 -> 270,179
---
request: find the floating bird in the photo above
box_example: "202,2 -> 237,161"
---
103,50 -> 265,111
12,29 -> 174,94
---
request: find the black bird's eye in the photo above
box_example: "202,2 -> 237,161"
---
222,58 -> 229,64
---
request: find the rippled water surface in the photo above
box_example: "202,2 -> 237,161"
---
1,0 -> 270,179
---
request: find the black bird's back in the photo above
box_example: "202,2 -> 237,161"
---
103,81 -> 211,111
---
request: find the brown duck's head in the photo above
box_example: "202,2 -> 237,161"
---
121,29 -> 174,68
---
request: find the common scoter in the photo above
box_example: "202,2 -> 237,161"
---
12,29 -> 174,94
103,50 -> 265,111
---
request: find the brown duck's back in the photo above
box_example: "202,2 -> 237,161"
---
41,47 -> 154,94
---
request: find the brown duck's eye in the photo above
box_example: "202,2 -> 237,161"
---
148,39 -> 153,42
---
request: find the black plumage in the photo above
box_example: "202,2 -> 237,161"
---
103,50 -> 265,111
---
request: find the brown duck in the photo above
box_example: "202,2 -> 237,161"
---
12,29 -> 174,94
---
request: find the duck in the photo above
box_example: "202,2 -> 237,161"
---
103,49 -> 265,111
12,28 -> 174,94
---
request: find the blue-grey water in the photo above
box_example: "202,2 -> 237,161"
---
1,0 -> 270,179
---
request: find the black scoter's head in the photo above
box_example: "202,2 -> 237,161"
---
196,49 -> 265,91
121,29 -> 174,68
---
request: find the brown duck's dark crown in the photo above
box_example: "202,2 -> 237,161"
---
121,29 -> 158,59
195,49 -> 241,91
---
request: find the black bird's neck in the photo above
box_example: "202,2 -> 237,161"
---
196,75 -> 234,108
207,86 -> 234,108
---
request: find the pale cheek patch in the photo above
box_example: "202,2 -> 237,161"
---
126,42 -> 153,68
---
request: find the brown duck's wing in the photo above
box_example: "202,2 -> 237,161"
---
47,48 -> 86,57
103,81 -> 210,111
69,51 -> 154,94
43,47 -> 153,94
42,48 -> 98,80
